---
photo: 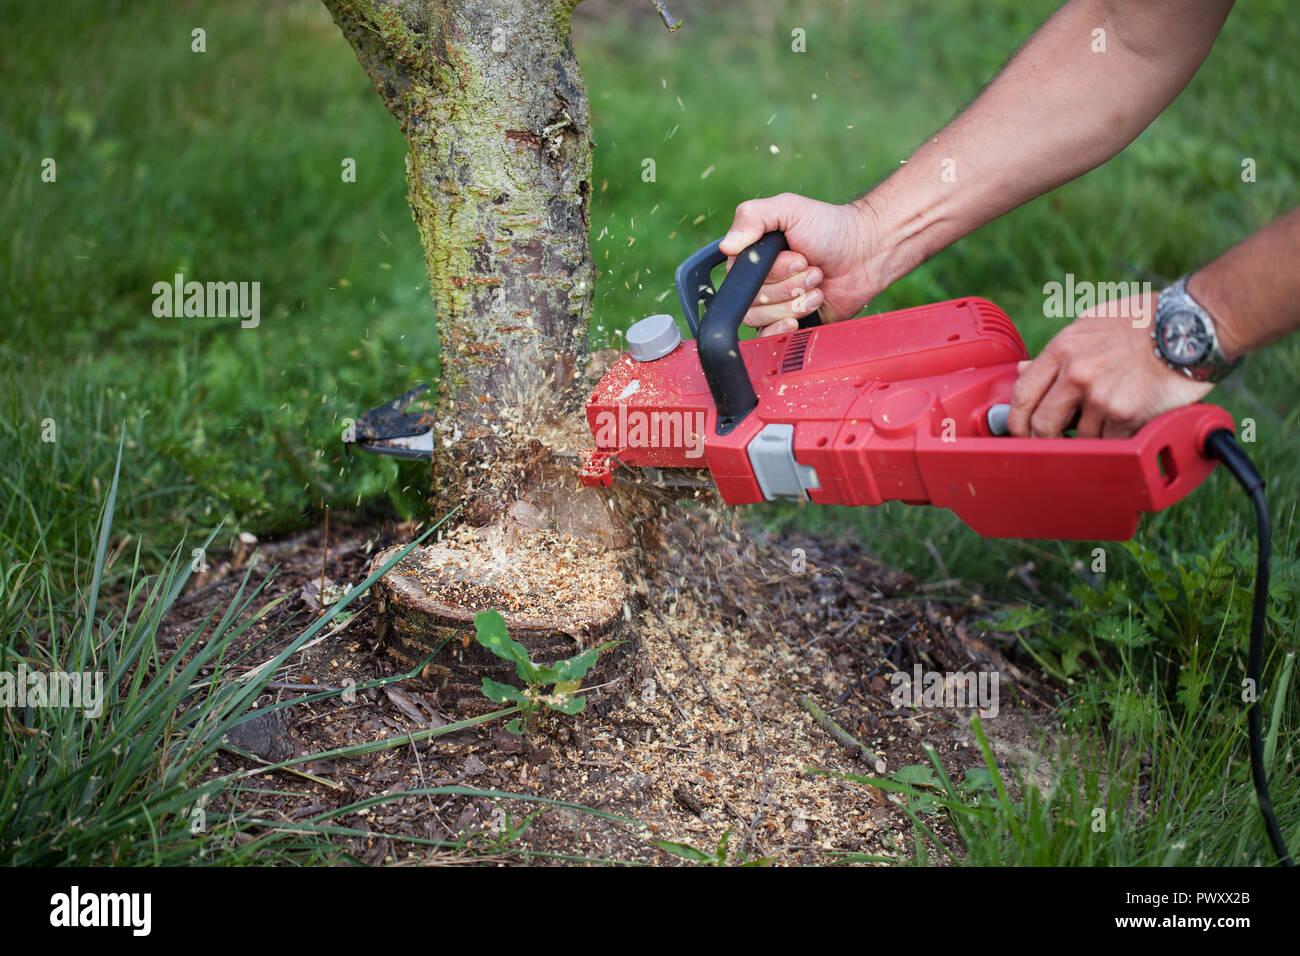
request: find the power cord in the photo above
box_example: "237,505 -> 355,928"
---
1204,428 -> 1295,867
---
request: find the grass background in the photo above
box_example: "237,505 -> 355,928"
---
1,0 -> 1296,864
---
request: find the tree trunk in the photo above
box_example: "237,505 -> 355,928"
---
324,0 -> 638,706
323,0 -> 595,519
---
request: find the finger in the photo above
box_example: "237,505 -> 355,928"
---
1027,376 -> 1084,438
759,318 -> 800,338
1007,355 -> 1060,437
753,267 -> 822,307
743,288 -> 824,329
1102,419 -> 1136,439
726,249 -> 806,279
1074,404 -> 1106,439
720,194 -> 805,256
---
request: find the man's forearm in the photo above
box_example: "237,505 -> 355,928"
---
854,0 -> 1235,297
1188,208 -> 1300,362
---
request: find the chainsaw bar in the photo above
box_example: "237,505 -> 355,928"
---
551,451 -> 714,490
615,463 -> 714,489
347,389 -> 711,488
347,383 -> 435,460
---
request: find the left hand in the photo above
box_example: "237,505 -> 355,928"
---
1007,291 -> 1214,439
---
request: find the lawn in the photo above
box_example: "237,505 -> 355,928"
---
1,0 -> 1296,865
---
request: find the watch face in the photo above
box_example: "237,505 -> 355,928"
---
1158,309 -> 1211,366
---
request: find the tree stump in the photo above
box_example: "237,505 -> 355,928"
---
372,501 -> 634,717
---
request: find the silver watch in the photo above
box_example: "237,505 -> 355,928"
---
1151,275 -> 1241,383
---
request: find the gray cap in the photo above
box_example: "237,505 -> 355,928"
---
986,403 -> 1011,436
626,313 -> 682,362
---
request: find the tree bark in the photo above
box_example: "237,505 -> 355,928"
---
323,0 -> 594,519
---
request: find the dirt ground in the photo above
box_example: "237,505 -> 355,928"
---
167,498 -> 1060,866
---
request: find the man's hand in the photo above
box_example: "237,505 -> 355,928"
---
1008,291 -> 1213,439
718,193 -> 880,336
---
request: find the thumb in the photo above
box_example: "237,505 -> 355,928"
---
719,194 -> 803,256
1016,360 -> 1032,374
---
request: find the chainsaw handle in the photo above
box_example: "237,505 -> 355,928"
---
675,233 -> 823,337
680,232 -> 822,434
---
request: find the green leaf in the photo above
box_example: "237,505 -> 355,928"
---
715,827 -> 731,864
474,610 -> 532,679
547,647 -> 601,683
652,840 -> 714,863
1060,643 -> 1085,677
527,663 -> 565,686
893,765 -> 939,787
1094,613 -> 1154,648
910,792 -> 939,813
531,641 -> 619,686
959,766 -> 996,795
548,695 -> 586,715
480,678 -> 527,704
976,604 -> 1049,634
504,717 -> 524,736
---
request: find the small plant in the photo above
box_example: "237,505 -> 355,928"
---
886,763 -> 997,815
473,610 -> 615,735
653,828 -> 768,866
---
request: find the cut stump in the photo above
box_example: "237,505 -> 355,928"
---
372,510 -> 634,716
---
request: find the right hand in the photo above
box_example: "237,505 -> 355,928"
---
718,193 -> 879,336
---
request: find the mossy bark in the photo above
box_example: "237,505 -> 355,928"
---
323,0 -> 594,519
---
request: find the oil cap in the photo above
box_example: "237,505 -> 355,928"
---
626,313 -> 682,362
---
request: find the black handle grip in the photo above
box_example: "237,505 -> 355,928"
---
674,232 -> 823,434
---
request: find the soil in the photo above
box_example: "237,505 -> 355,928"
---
166,497 -> 1060,866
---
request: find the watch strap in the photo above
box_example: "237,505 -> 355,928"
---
1152,275 -> 1242,383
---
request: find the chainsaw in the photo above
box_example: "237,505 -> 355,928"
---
347,231 -> 1290,865
578,231 -> 1233,541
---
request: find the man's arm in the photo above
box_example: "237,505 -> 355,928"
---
1189,208 -> 1300,361
1007,208 -> 1300,439
720,0 -> 1236,333
861,0 -> 1237,297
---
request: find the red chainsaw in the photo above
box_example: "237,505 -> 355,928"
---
578,231 -> 1236,541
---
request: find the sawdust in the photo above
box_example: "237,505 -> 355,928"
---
402,521 -> 624,627
429,479 -> 1042,862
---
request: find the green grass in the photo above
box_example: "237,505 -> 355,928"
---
1,441 -> 636,864
1,0 -> 1296,864
2,0 -> 437,589
821,691 -> 1298,866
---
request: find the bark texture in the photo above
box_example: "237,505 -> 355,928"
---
323,0 -> 594,518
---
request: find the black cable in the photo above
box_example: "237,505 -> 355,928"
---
1204,428 -> 1294,867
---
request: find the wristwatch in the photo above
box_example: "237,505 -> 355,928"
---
1151,275 -> 1242,383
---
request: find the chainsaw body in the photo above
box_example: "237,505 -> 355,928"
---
581,233 -> 1232,540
